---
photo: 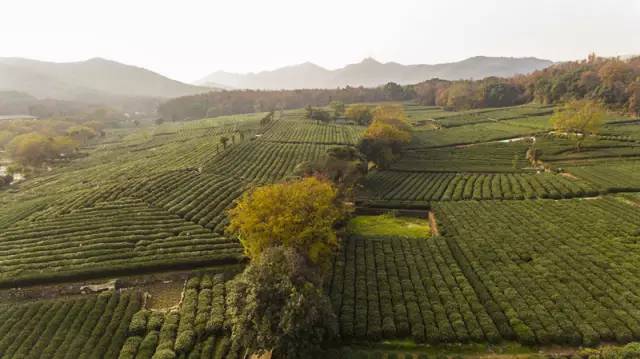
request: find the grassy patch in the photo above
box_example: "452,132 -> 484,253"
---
347,214 -> 430,239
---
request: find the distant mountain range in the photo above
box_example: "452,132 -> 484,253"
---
196,56 -> 554,90
0,57 -> 210,104
0,56 -> 553,116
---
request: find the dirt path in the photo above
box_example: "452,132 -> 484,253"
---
428,211 -> 440,236
0,264 -> 243,308
560,172 -> 579,180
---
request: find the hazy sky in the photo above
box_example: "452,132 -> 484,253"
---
1,0 -> 639,83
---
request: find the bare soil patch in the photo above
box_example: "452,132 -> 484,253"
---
560,172 -> 579,180
0,264 -> 243,306
428,211 -> 440,236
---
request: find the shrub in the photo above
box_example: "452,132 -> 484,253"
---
147,312 -> 165,332
129,310 -> 150,336
135,331 -> 159,359
118,336 -> 143,359
151,349 -> 176,359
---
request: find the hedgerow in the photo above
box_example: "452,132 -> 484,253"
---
259,116 -> 365,145
565,163 -> 640,193
392,141 -> 531,173
362,170 -> 598,204
0,291 -> 142,359
119,274 -> 236,359
0,198 -> 244,287
203,141 -> 338,181
434,198 -> 640,345
329,235 -> 500,344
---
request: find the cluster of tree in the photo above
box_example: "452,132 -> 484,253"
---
0,89 -> 160,120
225,176 -> 346,358
413,77 -> 528,110
525,54 -> 640,115
357,105 -> 412,169
304,106 -> 332,123
303,101 -> 348,124
0,118 -> 101,167
157,85 -> 409,121
344,104 -> 373,125
293,146 -> 367,193
413,55 -> 640,114
159,55 -> 640,122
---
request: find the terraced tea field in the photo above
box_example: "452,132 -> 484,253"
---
203,141 -> 337,181
362,171 -> 598,204
118,274 -> 236,359
565,162 -> 640,192
2,103 -> 640,358
0,291 -> 142,359
329,231 -> 502,344
434,198 -> 640,346
392,142 -> 532,173
0,198 -> 243,287
259,117 -> 365,145
409,121 -> 545,148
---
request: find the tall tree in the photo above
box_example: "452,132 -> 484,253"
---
551,99 -> 606,151
226,177 -> 346,264
344,104 -> 372,125
358,105 -> 411,168
227,247 -> 337,359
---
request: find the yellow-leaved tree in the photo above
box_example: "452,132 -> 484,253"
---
358,104 -> 412,168
364,120 -> 411,143
551,99 -> 606,151
226,176 -> 346,264
344,104 -> 372,125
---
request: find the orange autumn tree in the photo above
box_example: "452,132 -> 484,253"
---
226,176 -> 346,264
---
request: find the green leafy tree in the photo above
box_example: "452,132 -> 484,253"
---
383,82 -> 407,101
329,100 -> 345,118
551,99 -> 606,151
219,136 -> 230,148
304,105 -> 313,119
293,146 -> 367,191
227,247 -> 337,359
67,125 -> 97,145
311,109 -> 331,124
52,136 -> 77,156
483,80 -> 522,107
6,132 -> 55,167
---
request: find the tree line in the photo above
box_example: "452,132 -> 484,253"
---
158,55 -> 640,121
415,54 -> 640,114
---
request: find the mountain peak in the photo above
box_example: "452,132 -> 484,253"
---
197,56 -> 553,90
296,61 -> 325,70
360,57 -> 382,65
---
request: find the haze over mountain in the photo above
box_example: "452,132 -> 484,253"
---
0,57 -> 210,103
196,56 -> 554,90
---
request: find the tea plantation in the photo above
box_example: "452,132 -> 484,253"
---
1,103 -> 640,358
